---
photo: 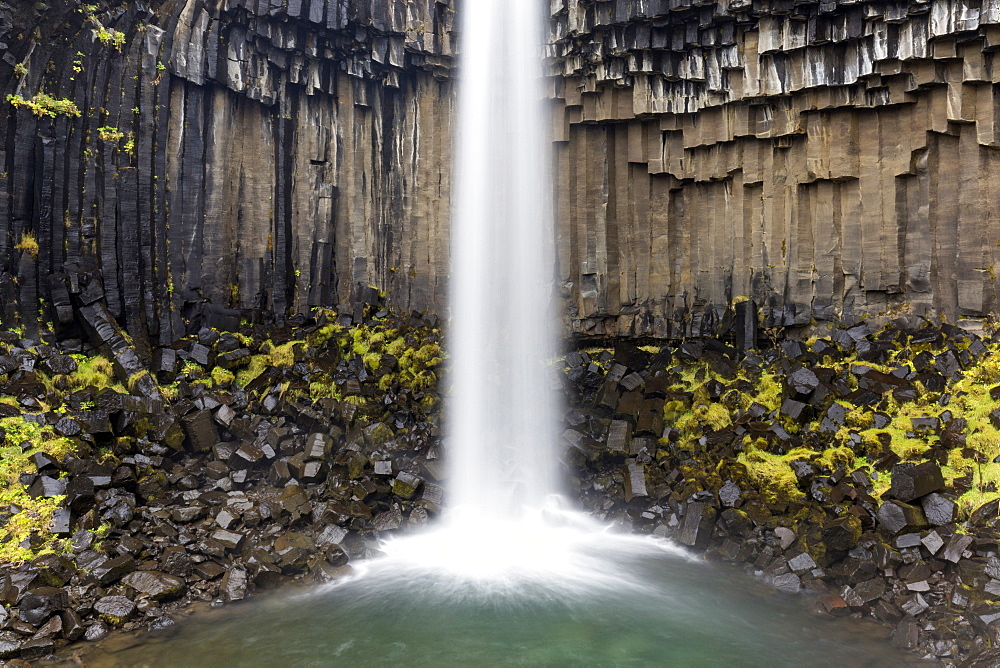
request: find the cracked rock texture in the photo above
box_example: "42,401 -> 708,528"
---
3,0 -> 1000,342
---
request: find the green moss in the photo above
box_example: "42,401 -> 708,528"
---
362,352 -> 381,371
65,354 -> 125,393
736,444 -> 808,503
235,354 -> 269,386
7,93 -> 81,118
210,367 -> 235,387
14,232 -> 39,257
308,379 -> 342,401
267,341 -> 300,368
0,418 -> 75,565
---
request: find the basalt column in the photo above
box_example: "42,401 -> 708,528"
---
548,0 -> 1000,338
0,0 -> 455,344
4,0 -> 1000,342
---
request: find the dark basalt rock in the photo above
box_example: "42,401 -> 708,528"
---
121,571 -> 186,601
678,501 -> 716,549
0,638 -> 21,659
718,480 -> 742,508
623,459 -> 647,502
787,367 -> 820,395
27,476 -> 66,499
942,535 -> 975,563
220,568 -> 249,603
181,411 -> 219,452
90,555 -> 138,585
890,462 -> 944,502
392,472 -> 422,500
876,501 -> 928,536
18,587 -> 68,626
719,508 -> 753,538
970,499 -> 1000,526
84,622 -> 109,642
920,493 -> 956,526
93,596 -> 135,626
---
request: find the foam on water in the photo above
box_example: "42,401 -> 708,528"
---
369,500 -> 694,598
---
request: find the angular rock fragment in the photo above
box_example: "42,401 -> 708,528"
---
220,568 -> 249,602
876,501 -> 927,536
211,529 -> 246,552
787,552 -> 817,574
94,596 -> 136,626
181,410 -> 219,452
392,472 -> 422,500
678,502 -> 716,549
122,571 -> 186,601
941,534 -> 974,563
772,573 -> 801,593
623,459 -> 647,502
890,462 -> 944,502
718,480 -> 742,508
920,492 -> 955,526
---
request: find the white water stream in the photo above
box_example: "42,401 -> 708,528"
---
446,0 -> 559,528
377,0 -> 660,583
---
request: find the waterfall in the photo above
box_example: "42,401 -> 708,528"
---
446,0 -> 559,524
374,0 -> 672,584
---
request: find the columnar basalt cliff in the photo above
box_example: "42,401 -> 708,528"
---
548,0 -> 1000,338
3,0 -> 1000,345
0,0 -> 455,346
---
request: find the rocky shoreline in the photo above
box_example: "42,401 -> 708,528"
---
0,303 -> 446,664
565,317 -> 1000,667
0,311 -> 998,664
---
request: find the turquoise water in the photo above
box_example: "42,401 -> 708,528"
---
91,531 -> 923,668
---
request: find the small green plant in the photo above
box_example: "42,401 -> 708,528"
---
13,62 -> 27,77
7,93 -> 81,119
0,417 -> 76,564
96,126 -> 124,142
94,26 -> 126,50
14,232 -> 39,257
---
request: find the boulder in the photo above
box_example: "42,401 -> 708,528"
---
121,571 -> 186,601
220,568 -> 249,602
889,462 -> 944,502
678,502 -> 716,549
920,492 -> 955,526
94,596 -> 136,626
876,500 -> 927,536
623,459 -> 647,502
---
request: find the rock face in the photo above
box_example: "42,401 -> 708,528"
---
3,0 -> 1000,336
0,0 -> 456,344
548,0 -> 1000,337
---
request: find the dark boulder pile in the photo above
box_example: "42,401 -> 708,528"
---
4,293 -> 1000,666
0,309 -> 444,662
561,317 -> 1000,666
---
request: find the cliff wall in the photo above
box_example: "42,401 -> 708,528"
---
549,0 -> 1000,338
2,0 -> 1000,343
0,0 -> 455,345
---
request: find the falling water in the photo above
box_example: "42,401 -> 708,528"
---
446,0 -> 558,523
375,0 -> 592,580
